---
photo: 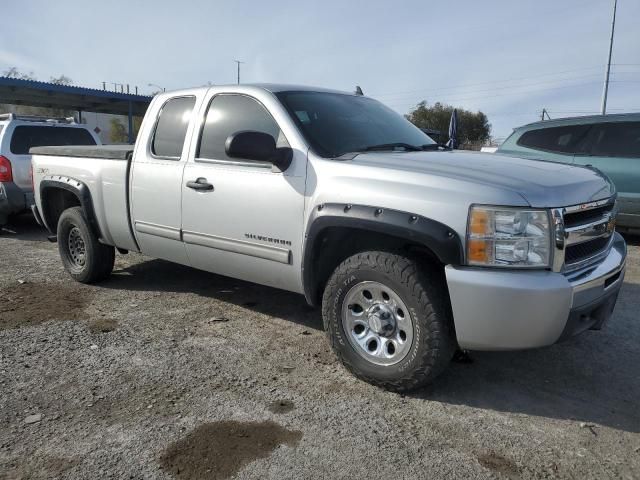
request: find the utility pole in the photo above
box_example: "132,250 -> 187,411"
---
234,60 -> 245,84
601,0 -> 617,115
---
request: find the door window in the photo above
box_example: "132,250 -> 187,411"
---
151,96 -> 196,158
589,122 -> 640,158
10,126 -> 96,154
516,125 -> 591,154
197,94 -> 288,162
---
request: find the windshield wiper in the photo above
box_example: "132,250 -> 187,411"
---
420,143 -> 450,151
334,142 -> 446,160
360,143 -> 423,152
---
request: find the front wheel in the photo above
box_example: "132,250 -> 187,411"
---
322,251 -> 455,392
57,206 -> 115,283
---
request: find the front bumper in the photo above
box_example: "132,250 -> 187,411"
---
0,182 -> 31,224
445,232 -> 627,350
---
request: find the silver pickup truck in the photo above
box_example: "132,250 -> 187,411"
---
31,84 -> 627,391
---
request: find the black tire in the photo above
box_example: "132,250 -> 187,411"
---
322,251 -> 456,392
57,206 -> 115,283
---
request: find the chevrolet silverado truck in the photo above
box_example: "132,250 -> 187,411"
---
31,84 -> 627,391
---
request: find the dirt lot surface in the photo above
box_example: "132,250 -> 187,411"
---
1,214 -> 639,479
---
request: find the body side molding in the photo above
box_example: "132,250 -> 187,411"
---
182,230 -> 292,264
134,220 -> 181,241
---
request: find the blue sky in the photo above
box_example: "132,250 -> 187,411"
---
2,0 -> 639,138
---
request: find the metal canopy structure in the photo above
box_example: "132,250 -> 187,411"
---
0,76 -> 152,143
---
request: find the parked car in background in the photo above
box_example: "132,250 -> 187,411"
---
497,114 -> 640,234
0,113 -> 100,229
30,84 -> 626,392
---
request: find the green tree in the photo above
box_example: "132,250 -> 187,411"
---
109,117 -> 143,143
406,101 -> 492,146
109,118 -> 128,143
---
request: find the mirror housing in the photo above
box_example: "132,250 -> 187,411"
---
225,130 -> 293,172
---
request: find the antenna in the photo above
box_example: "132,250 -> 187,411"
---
355,86 -> 364,96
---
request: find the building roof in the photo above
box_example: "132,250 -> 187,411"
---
0,76 -> 152,116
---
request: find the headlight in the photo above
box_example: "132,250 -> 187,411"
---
467,206 -> 551,268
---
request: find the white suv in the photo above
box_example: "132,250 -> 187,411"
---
0,113 -> 100,229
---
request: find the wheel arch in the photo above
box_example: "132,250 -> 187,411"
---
302,203 -> 463,306
40,177 -> 102,239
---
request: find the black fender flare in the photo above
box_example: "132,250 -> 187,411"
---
39,177 -> 102,238
302,203 -> 464,305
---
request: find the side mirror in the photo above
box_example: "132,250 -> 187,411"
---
225,130 -> 293,172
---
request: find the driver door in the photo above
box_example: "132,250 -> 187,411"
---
180,92 -> 307,292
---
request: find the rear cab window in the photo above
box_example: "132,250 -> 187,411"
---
516,125 -> 591,154
10,126 -> 96,154
151,96 -> 196,159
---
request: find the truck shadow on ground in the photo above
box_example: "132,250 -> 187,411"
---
105,258 -> 323,332
106,256 -> 640,433
0,212 -> 49,242
419,280 -> 640,434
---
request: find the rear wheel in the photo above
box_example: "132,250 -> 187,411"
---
57,207 -> 114,283
322,251 -> 456,392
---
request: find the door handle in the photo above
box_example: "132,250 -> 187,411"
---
186,177 -> 214,191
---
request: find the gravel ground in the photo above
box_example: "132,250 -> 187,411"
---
1,214 -> 639,480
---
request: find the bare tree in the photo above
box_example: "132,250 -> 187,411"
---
50,75 -> 73,85
3,67 -> 36,80
0,68 -> 74,118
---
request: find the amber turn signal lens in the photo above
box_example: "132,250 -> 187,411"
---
467,239 -> 488,263
469,209 -> 489,236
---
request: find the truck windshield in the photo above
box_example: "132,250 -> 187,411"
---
276,91 -> 436,158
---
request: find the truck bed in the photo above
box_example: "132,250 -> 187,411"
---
31,147 -> 138,253
30,144 -> 134,160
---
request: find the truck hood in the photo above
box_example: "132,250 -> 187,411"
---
349,150 -> 614,208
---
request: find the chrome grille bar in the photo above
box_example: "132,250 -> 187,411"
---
552,197 -> 617,274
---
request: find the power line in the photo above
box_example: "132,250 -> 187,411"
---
483,107 -> 640,117
372,69 -> 639,101
368,66 -> 609,97
383,80 -> 608,108
382,75 -> 640,110
374,73 -> 609,101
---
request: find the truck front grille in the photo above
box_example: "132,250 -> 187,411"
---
565,236 -> 612,264
559,198 -> 616,273
563,204 -> 613,228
